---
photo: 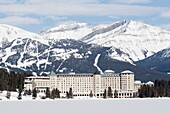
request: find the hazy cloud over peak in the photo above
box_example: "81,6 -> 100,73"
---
0,0 -> 169,33
0,16 -> 41,25
0,0 -> 17,4
108,0 -> 152,4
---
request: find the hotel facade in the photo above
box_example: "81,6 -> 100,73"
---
24,70 -> 140,98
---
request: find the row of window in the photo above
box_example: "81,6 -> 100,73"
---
36,83 -> 49,86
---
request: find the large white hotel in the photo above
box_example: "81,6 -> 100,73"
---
24,70 -> 151,98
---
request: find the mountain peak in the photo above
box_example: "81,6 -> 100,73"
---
125,20 -> 168,33
46,22 -> 89,33
0,24 -> 46,45
43,22 -> 93,40
80,20 -> 170,62
0,24 -> 25,32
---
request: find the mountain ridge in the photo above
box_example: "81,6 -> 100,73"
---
1,20 -> 170,63
0,20 -> 170,81
137,47 -> 170,73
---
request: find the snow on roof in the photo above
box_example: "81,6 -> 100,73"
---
134,81 -> 142,84
121,70 -> 134,74
25,76 -> 36,79
103,70 -> 119,77
104,70 -> 115,73
25,76 -> 49,79
146,81 -> 154,85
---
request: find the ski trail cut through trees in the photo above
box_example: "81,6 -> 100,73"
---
94,54 -> 103,74
56,59 -> 66,72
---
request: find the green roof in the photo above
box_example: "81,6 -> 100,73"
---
49,71 -> 56,76
102,73 -> 120,77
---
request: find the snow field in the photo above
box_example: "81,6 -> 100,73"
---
0,98 -> 170,113
0,91 -> 170,113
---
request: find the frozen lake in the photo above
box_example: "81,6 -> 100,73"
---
0,98 -> 170,113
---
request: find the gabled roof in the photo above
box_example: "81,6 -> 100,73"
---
49,71 -> 56,76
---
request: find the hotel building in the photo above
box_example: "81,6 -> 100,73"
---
24,76 -> 50,93
24,70 -> 139,98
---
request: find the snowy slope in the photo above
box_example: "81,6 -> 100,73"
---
137,47 -> 170,73
0,36 -> 108,76
42,22 -> 93,40
42,21 -> 170,63
0,24 -> 50,74
0,21 -> 170,80
0,24 -> 48,46
81,21 -> 170,63
1,21 -> 170,65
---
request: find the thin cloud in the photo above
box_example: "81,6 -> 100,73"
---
0,16 -> 41,25
0,0 -> 17,4
0,0 -> 169,29
25,0 -> 152,4
108,16 -> 120,19
109,0 -> 152,4
0,3 -> 165,17
45,16 -> 68,21
25,0 -> 99,4
161,10 -> 170,18
160,24 -> 170,31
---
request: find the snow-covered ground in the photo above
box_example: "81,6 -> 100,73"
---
0,91 -> 170,113
0,98 -> 170,113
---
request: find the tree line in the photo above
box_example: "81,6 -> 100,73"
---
1,68 -> 170,99
0,68 -> 32,100
30,87 -> 119,99
0,68 -> 28,91
31,87 -> 71,99
138,80 -> 170,98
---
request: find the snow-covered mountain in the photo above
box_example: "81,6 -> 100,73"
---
0,24 -> 49,74
0,24 -> 48,46
81,21 -> 170,63
42,22 -> 93,40
137,47 -> 170,73
0,21 -> 170,81
42,21 -> 170,63
0,24 -> 107,75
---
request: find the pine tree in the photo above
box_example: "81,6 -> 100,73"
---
23,90 -> 27,96
51,88 -> 56,99
4,69 -> 10,91
108,87 -> 113,98
17,91 -> 22,100
66,91 -> 69,99
6,91 -> 11,99
0,69 -> 30,92
17,83 -> 22,100
28,89 -> 31,95
32,88 -> 37,99
69,88 -> 73,98
46,87 -> 51,98
89,90 -> 93,98
0,69 -> 5,91
10,71 -> 17,91
103,89 -> 107,99
17,86 -> 22,100
114,89 -> 118,98
56,88 -> 60,98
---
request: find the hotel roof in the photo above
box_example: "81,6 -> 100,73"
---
121,70 -> 134,74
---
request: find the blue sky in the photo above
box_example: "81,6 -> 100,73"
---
0,0 -> 170,33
